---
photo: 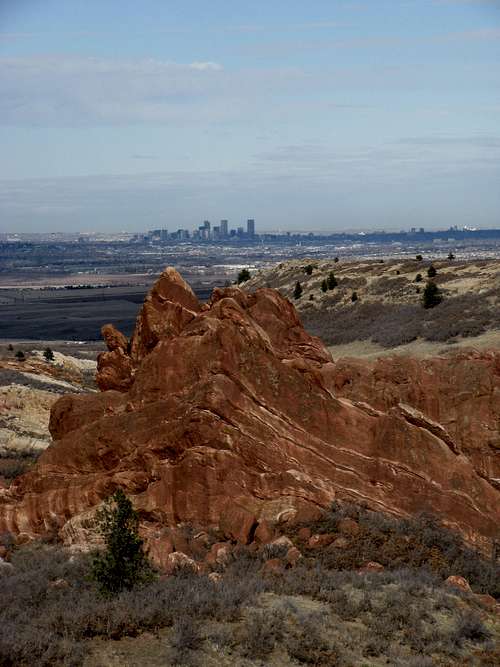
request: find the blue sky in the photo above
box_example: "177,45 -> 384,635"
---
0,0 -> 499,233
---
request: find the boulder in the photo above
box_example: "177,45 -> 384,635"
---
271,535 -> 294,550
285,546 -> 303,566
254,519 -> 275,545
297,527 -> 312,542
164,552 -> 199,575
308,534 -> 336,549
330,536 -> 350,549
337,518 -> 360,537
445,575 -> 472,593
359,561 -> 384,573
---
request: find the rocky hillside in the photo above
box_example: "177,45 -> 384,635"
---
0,349 -> 96,485
244,258 -> 500,352
1,268 -> 498,557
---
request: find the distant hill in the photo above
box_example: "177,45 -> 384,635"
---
244,257 -> 500,355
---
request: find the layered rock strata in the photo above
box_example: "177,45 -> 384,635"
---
0,268 -> 499,556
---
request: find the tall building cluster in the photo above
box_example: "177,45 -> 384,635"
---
144,219 -> 256,243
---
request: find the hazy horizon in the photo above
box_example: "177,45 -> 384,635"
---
1,0 -> 500,233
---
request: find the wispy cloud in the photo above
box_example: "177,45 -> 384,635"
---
131,154 -> 159,160
0,56 -> 225,126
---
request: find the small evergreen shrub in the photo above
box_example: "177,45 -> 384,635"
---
327,272 -> 338,290
237,268 -> 251,284
91,488 -> 153,596
294,281 -> 303,299
422,282 -> 442,309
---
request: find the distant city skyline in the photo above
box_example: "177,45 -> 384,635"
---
1,0 -> 500,233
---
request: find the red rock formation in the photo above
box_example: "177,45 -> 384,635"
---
330,353 -> 500,484
0,268 -> 499,557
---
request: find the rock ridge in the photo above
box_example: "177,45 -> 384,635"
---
0,268 -> 499,559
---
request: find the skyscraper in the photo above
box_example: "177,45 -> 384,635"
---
220,219 -> 228,237
247,219 -> 255,236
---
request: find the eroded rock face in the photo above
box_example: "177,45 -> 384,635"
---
331,353 -> 500,483
1,268 -> 499,555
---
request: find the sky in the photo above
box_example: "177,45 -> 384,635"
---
0,0 -> 499,233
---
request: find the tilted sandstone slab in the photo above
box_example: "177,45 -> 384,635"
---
331,353 -> 500,483
0,269 -> 499,555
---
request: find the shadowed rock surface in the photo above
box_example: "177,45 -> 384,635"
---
0,267 -> 499,558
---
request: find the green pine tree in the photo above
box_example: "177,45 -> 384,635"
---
43,347 -> 55,362
427,265 -> 437,278
293,281 -> 303,299
321,279 -> 328,293
91,488 -> 153,596
326,271 -> 338,290
422,281 -> 442,309
237,268 -> 251,284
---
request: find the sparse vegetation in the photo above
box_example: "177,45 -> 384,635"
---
415,273 -> 423,282
0,503 -> 498,666
304,264 -> 314,275
416,254 -> 423,261
351,291 -> 358,302
448,252 -> 455,261
293,281 -> 303,299
43,347 -> 55,362
15,350 -> 25,362
301,285 -> 499,347
321,279 -> 328,293
0,451 -> 40,484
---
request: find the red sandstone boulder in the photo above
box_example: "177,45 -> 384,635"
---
271,535 -> 294,550
359,561 -> 384,573
285,546 -> 303,566
254,519 -> 275,544
445,575 -> 472,593
1,267 -> 499,558
337,518 -> 360,536
206,542 -> 232,567
101,324 -> 128,353
308,534 -> 336,549
297,527 -> 312,542
164,552 -> 199,575
330,536 -> 349,549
